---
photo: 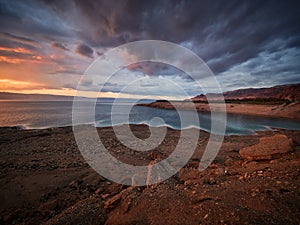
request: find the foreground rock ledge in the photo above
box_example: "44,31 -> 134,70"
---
239,134 -> 293,161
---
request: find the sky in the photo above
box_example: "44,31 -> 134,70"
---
0,0 -> 299,99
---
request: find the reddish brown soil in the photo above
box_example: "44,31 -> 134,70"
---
138,101 -> 300,121
0,125 -> 299,225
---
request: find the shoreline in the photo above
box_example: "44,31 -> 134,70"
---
137,101 -> 300,122
1,122 -> 299,137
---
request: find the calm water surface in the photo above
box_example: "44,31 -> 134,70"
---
0,101 -> 299,135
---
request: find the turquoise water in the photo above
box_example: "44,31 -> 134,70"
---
0,101 -> 299,135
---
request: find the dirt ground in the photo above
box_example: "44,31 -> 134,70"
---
0,125 -> 299,225
138,101 -> 300,121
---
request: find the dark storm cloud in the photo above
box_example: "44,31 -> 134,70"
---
75,43 -> 94,58
0,0 -> 72,45
0,32 -> 40,53
1,0 -> 300,92
126,62 -> 195,82
48,69 -> 83,75
51,42 -> 69,51
0,32 -> 37,45
43,0 -> 300,78
127,62 -> 175,76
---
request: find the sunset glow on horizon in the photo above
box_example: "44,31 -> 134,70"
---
0,1 -> 299,98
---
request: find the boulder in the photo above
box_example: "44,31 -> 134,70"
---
239,134 -> 293,161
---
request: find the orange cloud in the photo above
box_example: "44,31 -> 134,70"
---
32,55 -> 42,60
0,56 -> 22,64
0,79 -> 42,90
0,47 -> 32,54
0,55 -> 43,64
0,46 -> 44,64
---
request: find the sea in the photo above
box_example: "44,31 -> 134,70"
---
0,100 -> 300,135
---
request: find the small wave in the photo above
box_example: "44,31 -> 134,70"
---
17,125 -> 27,130
0,125 -> 27,131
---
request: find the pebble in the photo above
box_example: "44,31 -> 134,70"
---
95,188 -> 103,195
184,180 -> 193,186
224,158 -> 233,166
68,180 -> 77,187
208,177 -> 216,185
101,193 -> 110,199
269,159 -> 278,164
244,173 -> 250,179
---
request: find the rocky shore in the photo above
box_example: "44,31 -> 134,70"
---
0,125 -> 300,224
137,101 -> 300,121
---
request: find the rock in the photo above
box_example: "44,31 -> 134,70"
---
269,159 -> 278,164
68,179 -> 83,188
215,167 -> 225,175
101,193 -> 110,199
104,187 -> 135,210
184,180 -> 193,186
208,177 -> 216,185
239,134 -> 293,161
242,161 -> 258,168
43,197 -> 106,225
224,158 -> 234,166
104,193 -> 121,210
68,180 -> 77,188
243,172 -> 250,179
95,188 -> 103,195
190,195 -> 213,204
38,199 -> 59,217
120,191 -> 138,213
279,188 -> 290,194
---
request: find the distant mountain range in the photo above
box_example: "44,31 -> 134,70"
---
0,92 -> 76,101
0,92 -> 154,103
1,83 -> 299,102
192,83 -> 300,101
